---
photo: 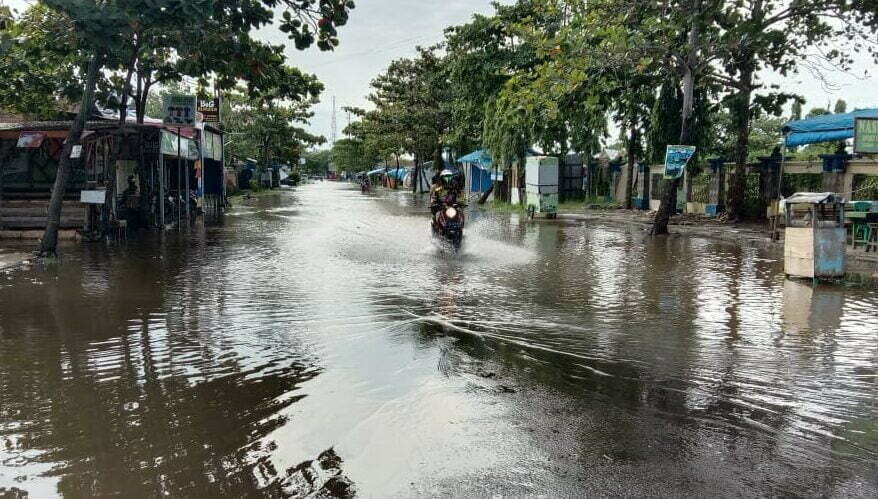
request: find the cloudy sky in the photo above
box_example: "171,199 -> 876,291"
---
5,0 -> 877,143
260,0 -> 499,142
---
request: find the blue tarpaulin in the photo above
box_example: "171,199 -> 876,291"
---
457,149 -> 492,170
386,168 -> 407,180
783,109 -> 878,147
365,167 -> 406,179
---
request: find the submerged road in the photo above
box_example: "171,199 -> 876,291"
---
2,182 -> 878,497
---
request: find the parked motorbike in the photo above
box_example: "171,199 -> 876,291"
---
431,202 -> 465,250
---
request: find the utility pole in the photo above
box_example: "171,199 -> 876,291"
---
329,95 -> 337,179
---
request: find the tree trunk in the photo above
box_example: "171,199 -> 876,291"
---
652,3 -> 700,235
394,154 -> 401,189
105,49 -> 139,227
625,122 -> 638,209
412,154 -> 420,194
38,53 -> 102,256
727,67 -> 754,222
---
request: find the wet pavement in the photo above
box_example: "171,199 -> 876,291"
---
1,182 -> 878,497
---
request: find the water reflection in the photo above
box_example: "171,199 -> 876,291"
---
1,183 -> 877,496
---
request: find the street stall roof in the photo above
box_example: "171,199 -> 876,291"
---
457,149 -> 492,170
782,108 -> 878,147
785,192 -> 846,205
366,167 -> 386,176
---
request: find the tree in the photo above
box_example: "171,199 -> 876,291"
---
302,149 -> 332,175
35,0 -> 356,256
712,0 -> 878,221
0,5 -> 97,119
806,107 -> 830,118
331,138 -> 373,173
222,68 -> 326,177
652,0 -> 710,235
834,99 -> 847,114
353,45 -> 452,190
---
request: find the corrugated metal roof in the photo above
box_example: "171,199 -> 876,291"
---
0,121 -> 118,131
785,192 -> 845,204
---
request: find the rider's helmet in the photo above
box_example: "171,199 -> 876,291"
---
439,169 -> 455,188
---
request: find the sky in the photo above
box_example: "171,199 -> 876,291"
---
260,0 -> 500,142
4,0 -> 878,144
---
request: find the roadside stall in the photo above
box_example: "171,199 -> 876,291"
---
784,192 -> 847,280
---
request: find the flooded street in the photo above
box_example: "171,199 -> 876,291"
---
2,182 -> 878,497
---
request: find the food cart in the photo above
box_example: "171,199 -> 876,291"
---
525,156 -> 559,219
783,192 -> 846,280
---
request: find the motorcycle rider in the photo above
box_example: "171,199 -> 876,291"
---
430,169 -> 462,218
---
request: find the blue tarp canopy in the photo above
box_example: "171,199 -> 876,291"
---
457,149 -> 492,170
386,167 -> 407,180
783,108 -> 878,147
366,167 -> 386,176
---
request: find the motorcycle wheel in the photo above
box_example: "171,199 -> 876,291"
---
451,235 -> 462,251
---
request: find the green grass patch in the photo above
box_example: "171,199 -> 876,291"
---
488,200 -> 526,213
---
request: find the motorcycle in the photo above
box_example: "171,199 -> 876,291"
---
431,202 -> 465,250
360,179 -> 371,193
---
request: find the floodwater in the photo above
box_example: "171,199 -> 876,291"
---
2,182 -> 878,497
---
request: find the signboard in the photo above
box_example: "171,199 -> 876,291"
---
70,145 -> 82,159
162,94 -> 197,126
854,117 -> 878,154
17,132 -> 45,148
197,98 -> 220,123
663,145 -> 696,179
80,190 -> 107,204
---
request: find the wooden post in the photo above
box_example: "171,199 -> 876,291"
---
159,146 -> 165,229
177,129 -> 182,228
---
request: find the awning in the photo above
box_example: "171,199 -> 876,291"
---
782,109 -> 878,147
457,149 -> 492,170
366,168 -> 386,176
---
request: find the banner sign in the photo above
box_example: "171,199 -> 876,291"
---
197,98 -> 220,123
854,117 -> 878,154
17,132 -> 45,148
80,190 -> 107,204
162,94 -> 197,126
664,145 -> 696,179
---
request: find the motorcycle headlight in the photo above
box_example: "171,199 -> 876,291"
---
445,207 -> 457,219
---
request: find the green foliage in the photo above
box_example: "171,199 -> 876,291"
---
646,82 -> 683,165
347,45 -> 451,166
222,74 -> 325,170
710,110 -> 784,160
302,149 -> 332,174
4,0 -> 355,122
331,138 -> 373,173
0,4 -> 94,117
834,99 -> 848,114
806,107 -> 830,119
